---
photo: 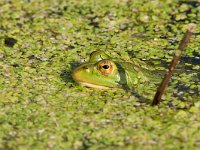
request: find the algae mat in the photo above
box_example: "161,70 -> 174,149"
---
0,0 -> 200,149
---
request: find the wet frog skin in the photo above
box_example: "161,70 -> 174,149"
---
72,51 -> 158,89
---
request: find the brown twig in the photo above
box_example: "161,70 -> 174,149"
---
152,24 -> 196,106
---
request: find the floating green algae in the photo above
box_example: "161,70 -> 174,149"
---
0,0 -> 200,149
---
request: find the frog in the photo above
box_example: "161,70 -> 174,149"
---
71,51 -> 160,90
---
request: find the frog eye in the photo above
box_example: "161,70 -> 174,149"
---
97,60 -> 114,76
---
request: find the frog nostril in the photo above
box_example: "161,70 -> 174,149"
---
83,66 -> 89,70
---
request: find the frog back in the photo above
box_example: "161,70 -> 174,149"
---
115,61 -> 161,89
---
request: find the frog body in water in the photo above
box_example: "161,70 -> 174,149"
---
72,51 -> 159,89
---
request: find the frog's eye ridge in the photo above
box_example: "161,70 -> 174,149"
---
98,60 -> 114,76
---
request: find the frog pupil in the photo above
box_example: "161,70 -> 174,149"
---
102,65 -> 109,69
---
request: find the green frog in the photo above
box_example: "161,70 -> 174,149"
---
72,51 -> 160,90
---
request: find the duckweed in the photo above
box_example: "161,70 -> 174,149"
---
0,0 -> 199,149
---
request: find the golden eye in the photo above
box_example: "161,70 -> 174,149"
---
98,60 -> 114,76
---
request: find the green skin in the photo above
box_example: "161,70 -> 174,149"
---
72,51 -> 157,89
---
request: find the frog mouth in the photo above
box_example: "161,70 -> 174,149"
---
79,81 -> 110,89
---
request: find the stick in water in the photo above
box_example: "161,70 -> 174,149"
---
152,24 -> 196,106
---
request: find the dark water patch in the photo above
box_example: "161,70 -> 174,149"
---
60,62 -> 81,83
66,45 -> 75,51
63,5 -> 69,11
131,89 -> 150,105
179,1 -> 200,8
152,51 -> 200,72
28,55 -> 36,60
0,25 -> 6,31
48,7 -> 64,16
172,81 -> 199,101
4,37 -> 17,47
89,21 -> 99,28
27,54 -> 46,61
87,15 -> 100,28
177,52 -> 200,75
169,1 -> 199,23
166,24 -> 173,32
16,23 -> 23,28
181,52 -> 200,66
168,37 -> 179,45
12,63 -> 20,68
60,69 -> 74,84
127,51 -> 136,59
